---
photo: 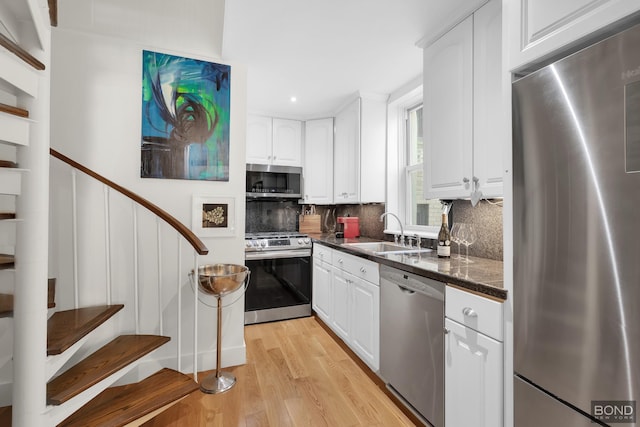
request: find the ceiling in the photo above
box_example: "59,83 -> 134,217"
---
221,0 -> 486,119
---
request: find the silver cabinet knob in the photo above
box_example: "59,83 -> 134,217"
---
360,267 -> 366,273
473,176 -> 479,183
462,177 -> 470,183
462,307 -> 477,317
444,328 -> 450,335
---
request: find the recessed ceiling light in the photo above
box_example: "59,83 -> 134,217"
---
290,96 -> 297,103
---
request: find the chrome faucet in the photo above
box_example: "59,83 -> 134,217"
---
379,212 -> 405,246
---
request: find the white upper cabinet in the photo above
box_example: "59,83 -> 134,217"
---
423,16 -> 474,199
472,0 -> 504,199
334,98 -> 360,203
423,0 -> 503,200
508,0 -> 640,71
333,96 -> 386,204
246,115 -> 302,166
272,118 -> 302,166
303,118 -> 334,204
246,115 -> 272,164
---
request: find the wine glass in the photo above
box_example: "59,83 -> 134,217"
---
450,223 -> 462,259
462,224 -> 477,263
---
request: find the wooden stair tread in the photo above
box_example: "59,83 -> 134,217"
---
0,33 -> 45,71
58,368 -> 197,427
0,160 -> 18,168
47,305 -> 124,355
0,254 -> 14,270
47,335 -> 170,405
0,103 -> 28,118
0,294 -> 13,317
0,405 -> 11,426
48,278 -> 56,309
0,212 -> 16,220
0,280 -> 55,318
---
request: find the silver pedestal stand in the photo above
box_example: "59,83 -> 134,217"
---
199,293 -> 236,394
191,264 -> 249,394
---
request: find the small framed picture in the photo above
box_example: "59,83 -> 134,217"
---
192,195 -> 236,237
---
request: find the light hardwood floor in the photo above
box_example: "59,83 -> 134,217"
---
143,316 -> 417,426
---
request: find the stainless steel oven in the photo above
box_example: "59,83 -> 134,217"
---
244,232 -> 312,324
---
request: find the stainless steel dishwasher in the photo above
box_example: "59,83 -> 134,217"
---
380,264 -> 444,427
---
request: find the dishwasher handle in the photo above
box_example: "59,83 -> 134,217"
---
397,285 -> 416,295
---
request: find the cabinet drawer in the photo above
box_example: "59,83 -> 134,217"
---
333,251 -> 379,286
313,244 -> 333,263
446,285 -> 503,341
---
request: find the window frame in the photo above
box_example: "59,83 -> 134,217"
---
385,84 -> 439,239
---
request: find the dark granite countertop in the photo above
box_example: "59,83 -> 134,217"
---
311,234 -> 506,301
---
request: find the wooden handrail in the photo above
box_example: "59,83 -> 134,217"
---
0,103 -> 29,118
0,33 -> 45,71
50,149 -> 209,255
48,0 -> 58,27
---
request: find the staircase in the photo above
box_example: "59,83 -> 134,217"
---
0,2 -> 206,425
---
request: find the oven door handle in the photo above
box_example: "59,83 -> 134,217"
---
245,249 -> 312,260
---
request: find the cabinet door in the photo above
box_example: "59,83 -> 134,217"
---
272,118 -> 302,166
508,0 -> 640,70
304,118 -> 334,204
423,16 -> 473,200
350,277 -> 380,371
312,258 -> 332,323
330,266 -> 351,341
473,0 -> 503,199
445,318 -> 503,427
246,115 -> 272,164
334,98 -> 360,204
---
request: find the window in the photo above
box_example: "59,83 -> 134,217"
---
405,104 -> 441,230
385,83 -> 442,238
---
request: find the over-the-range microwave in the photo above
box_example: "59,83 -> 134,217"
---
246,163 -> 302,199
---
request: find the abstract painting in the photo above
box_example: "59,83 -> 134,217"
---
141,50 -> 230,181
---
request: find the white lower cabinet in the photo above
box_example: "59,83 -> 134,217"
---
350,276 -> 380,370
311,244 -> 380,371
445,318 -> 503,427
311,253 -> 332,323
445,286 -> 504,427
330,266 -> 352,342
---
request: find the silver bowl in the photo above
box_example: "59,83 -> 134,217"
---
195,264 -> 249,296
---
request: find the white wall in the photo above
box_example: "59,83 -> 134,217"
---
49,0 -> 247,375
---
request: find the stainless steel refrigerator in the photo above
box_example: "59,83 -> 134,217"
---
513,21 -> 640,427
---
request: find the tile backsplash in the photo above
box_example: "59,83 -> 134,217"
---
450,199 -> 503,261
313,203 -> 386,240
245,199 -> 502,261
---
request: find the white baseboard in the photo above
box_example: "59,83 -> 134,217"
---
114,342 -> 247,386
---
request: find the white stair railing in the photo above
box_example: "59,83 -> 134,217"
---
52,149 -> 208,381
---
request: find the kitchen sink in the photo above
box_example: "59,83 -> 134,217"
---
342,241 -> 432,255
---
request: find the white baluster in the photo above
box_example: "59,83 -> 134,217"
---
133,203 -> 140,334
71,169 -> 79,308
157,218 -> 163,335
104,186 -> 112,305
193,253 -> 199,381
177,236 -> 182,372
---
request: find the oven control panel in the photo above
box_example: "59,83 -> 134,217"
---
245,236 -> 311,251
